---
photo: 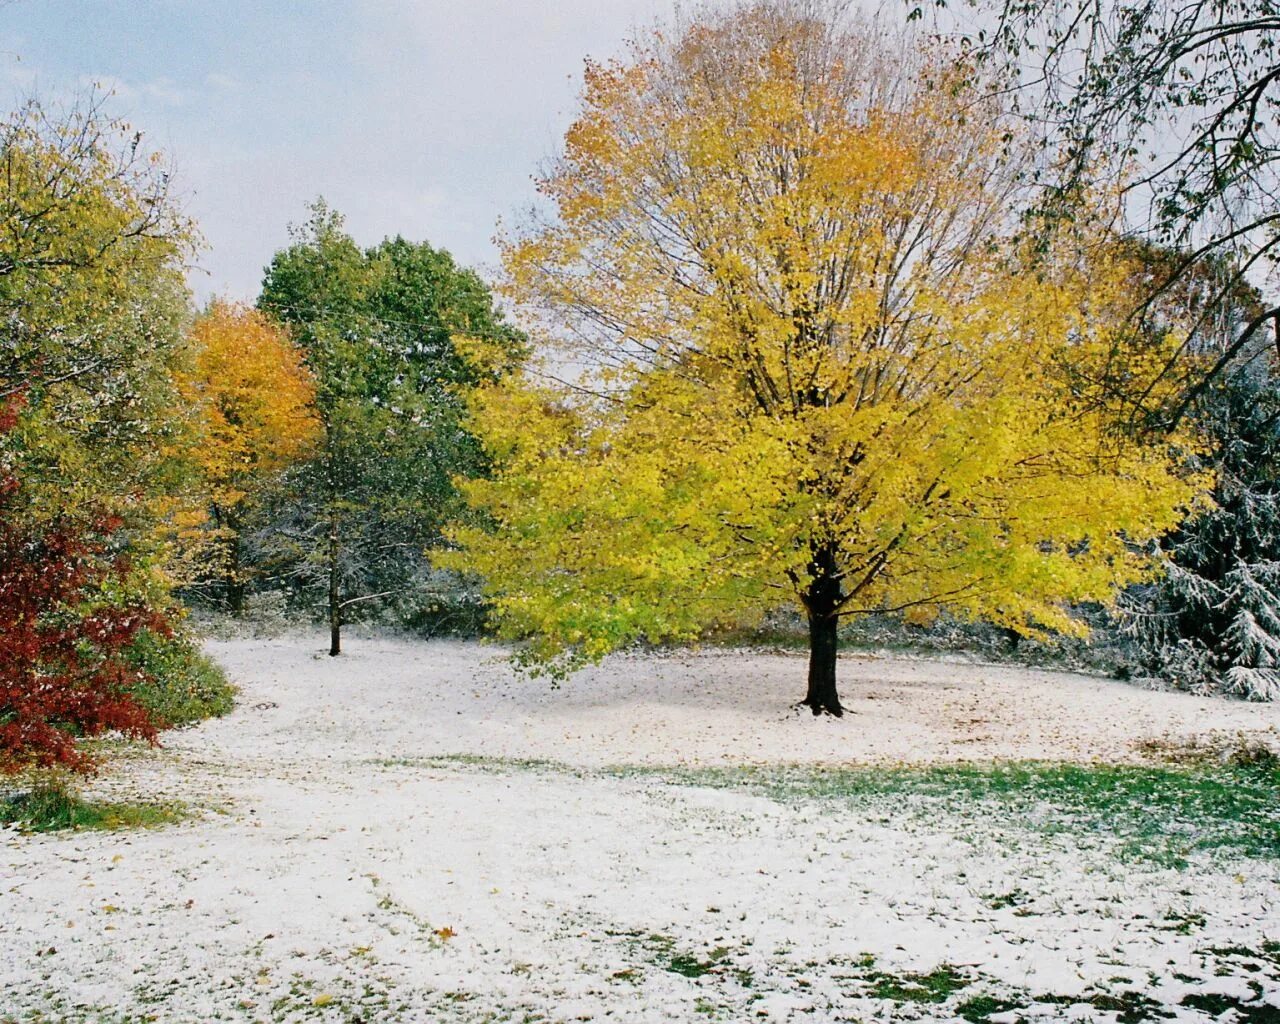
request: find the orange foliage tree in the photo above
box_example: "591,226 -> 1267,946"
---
177,301 -> 320,612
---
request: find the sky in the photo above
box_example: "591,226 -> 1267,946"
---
1,0 -> 666,302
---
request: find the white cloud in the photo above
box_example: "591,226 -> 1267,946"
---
140,76 -> 184,105
203,71 -> 239,92
78,72 -> 185,106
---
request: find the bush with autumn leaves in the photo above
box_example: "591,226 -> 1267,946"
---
0,400 -> 163,775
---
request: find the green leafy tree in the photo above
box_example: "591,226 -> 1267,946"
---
258,200 -> 522,655
0,96 -> 196,530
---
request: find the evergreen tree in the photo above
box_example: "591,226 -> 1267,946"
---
1121,355 -> 1280,700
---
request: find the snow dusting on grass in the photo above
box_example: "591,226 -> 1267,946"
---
2,632 -> 1279,1022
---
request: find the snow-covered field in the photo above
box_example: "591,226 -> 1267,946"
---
3,633 -> 1280,1023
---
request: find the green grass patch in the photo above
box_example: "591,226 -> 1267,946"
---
956,993 -> 1027,1022
1204,940 -> 1280,967
598,929 -> 747,986
1181,990 -> 1278,1023
865,965 -> 971,1003
374,752 -> 567,774
1034,990 -> 1172,1023
620,760 -> 1280,866
666,945 -> 733,979
397,753 -> 1280,866
0,786 -> 187,833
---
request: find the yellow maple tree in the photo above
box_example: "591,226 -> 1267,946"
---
177,300 -> 320,610
443,3 -> 1209,713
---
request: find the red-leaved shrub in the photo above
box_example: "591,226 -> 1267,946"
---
0,398 -> 165,776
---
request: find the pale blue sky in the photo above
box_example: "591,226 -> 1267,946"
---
3,1 -> 664,301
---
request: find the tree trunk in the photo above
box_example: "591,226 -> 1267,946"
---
324,428 -> 343,657
227,519 -> 245,617
804,608 -> 841,715
801,545 -> 843,716
212,503 -> 244,616
328,503 -> 341,658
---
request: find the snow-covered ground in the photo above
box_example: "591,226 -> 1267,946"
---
3,633 -> 1279,1022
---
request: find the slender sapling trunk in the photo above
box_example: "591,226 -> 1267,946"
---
327,448 -> 341,657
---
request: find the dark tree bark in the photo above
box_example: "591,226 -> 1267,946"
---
328,514 -> 341,656
226,512 -> 245,617
211,502 -> 245,616
804,607 -> 841,716
327,459 -> 341,657
801,543 -> 843,716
